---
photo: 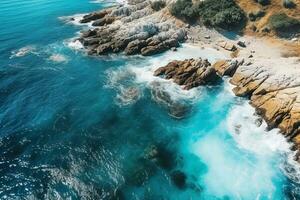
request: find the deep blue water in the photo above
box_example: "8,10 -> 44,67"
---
1,0 -> 300,199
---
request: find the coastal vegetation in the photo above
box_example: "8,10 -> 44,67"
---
197,0 -> 246,30
170,0 -> 246,30
248,10 -> 265,21
269,13 -> 300,36
150,0 -> 166,11
169,0 -> 198,22
282,0 -> 296,8
255,0 -> 271,6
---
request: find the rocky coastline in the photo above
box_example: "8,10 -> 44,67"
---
75,0 -> 300,161
77,0 -> 186,56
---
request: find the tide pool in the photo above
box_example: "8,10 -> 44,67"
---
1,0 -> 300,199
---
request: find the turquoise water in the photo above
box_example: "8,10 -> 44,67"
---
1,0 -> 300,199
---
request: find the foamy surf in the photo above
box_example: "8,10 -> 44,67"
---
48,54 -> 69,63
59,13 -> 95,28
127,44 -> 227,102
227,102 -> 291,156
90,0 -> 127,5
65,38 -> 84,51
10,46 -> 37,59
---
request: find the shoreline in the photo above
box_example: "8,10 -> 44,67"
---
72,0 -> 300,162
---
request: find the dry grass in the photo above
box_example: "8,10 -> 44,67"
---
235,0 -> 300,56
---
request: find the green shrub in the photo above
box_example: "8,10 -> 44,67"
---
255,0 -> 271,6
249,10 -> 266,21
269,13 -> 300,36
197,0 -> 246,30
169,0 -> 198,22
151,0 -> 166,11
282,0 -> 296,8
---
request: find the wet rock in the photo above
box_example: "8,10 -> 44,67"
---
80,10 -> 111,23
230,58 -> 300,145
234,124 -> 242,134
168,103 -> 190,119
150,82 -> 192,119
171,170 -> 187,189
117,87 -> 140,105
255,117 -> 263,127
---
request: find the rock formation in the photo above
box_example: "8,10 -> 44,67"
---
77,0 -> 186,56
229,58 -> 300,158
154,57 -> 300,161
154,58 -> 221,90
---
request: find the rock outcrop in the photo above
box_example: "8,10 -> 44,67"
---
77,0 -> 186,56
154,57 -> 300,160
154,58 -> 221,90
229,58 -> 300,157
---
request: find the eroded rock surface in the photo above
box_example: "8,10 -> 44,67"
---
154,58 -> 221,90
78,0 -> 186,56
154,57 -> 300,160
229,58 -> 300,157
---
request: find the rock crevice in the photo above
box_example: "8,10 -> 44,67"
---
77,0 -> 186,56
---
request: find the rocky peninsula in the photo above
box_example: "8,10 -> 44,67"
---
74,0 -> 300,160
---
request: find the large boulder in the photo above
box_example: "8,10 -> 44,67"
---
154,58 -> 221,90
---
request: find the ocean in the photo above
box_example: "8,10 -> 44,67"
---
1,0 -> 300,199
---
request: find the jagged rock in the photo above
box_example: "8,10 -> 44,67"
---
125,39 -> 147,55
80,10 -> 111,23
97,43 -> 112,54
81,29 -> 98,38
92,16 -> 115,26
154,58 -> 221,90
230,58 -> 300,145
77,0 -> 186,56
213,59 -> 244,77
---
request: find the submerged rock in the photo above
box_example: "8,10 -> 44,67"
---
171,170 -> 187,189
168,103 -> 190,119
150,82 -> 191,119
143,144 -> 175,170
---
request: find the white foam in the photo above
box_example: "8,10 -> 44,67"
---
59,13 -> 93,27
227,102 -> 291,156
65,39 -> 84,51
90,0 -> 127,5
48,54 -> 68,63
10,46 -> 37,59
128,44 -> 227,102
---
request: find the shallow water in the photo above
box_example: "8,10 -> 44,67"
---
1,0 -> 300,199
